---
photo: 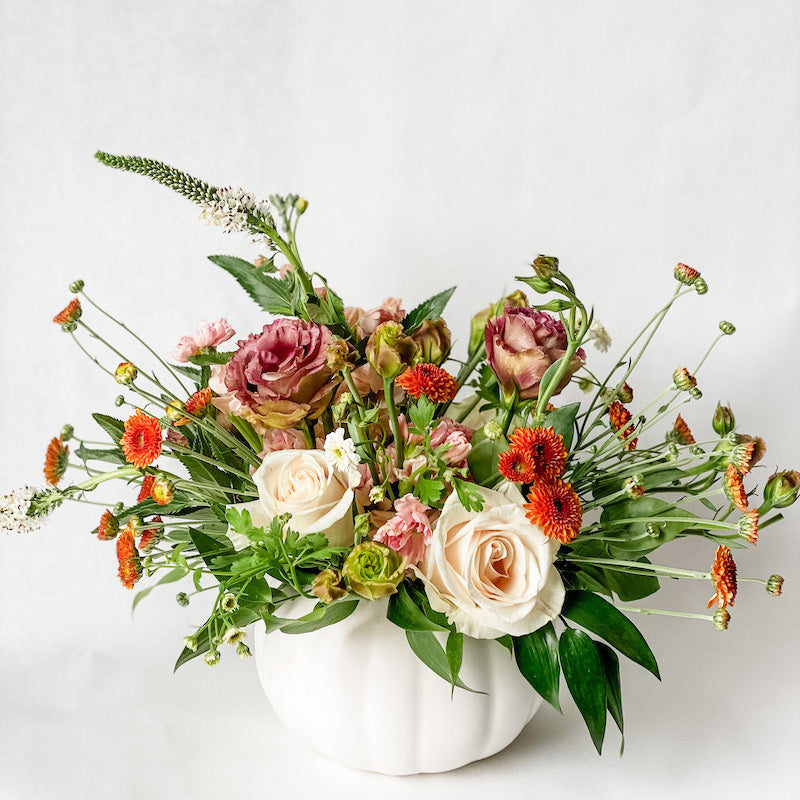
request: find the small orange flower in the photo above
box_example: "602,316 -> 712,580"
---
608,401 -> 638,451
674,263 -> 701,284
498,449 -> 536,484
673,367 -> 697,391
116,523 -> 142,589
730,441 -> 756,475
738,509 -> 759,545
43,436 -> 69,486
396,363 -> 459,404
707,545 -> 737,609
139,516 -> 162,553
185,387 -> 212,416
53,298 -> 82,325
725,463 -> 748,512
97,509 -> 120,541
508,426 -> 568,481
673,414 -> 695,445
120,410 -> 162,469
137,475 -> 155,503
524,479 -> 583,544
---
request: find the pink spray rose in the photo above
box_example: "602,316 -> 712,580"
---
373,494 -> 433,566
171,318 -> 235,362
223,318 -> 339,429
484,308 -> 585,400
345,297 -> 406,339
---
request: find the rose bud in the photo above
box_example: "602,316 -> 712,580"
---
712,403 -> 736,436
311,568 -> 349,603
342,541 -> 406,600
365,321 -> 418,380
484,308 -> 585,401
411,318 -> 452,366
763,470 -> 800,509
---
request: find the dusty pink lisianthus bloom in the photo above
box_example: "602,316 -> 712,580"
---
345,297 -> 405,339
171,318 -> 235,362
484,308 -> 585,400
224,318 -> 339,429
373,494 -> 433,566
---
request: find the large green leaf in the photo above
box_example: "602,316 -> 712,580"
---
596,641 -> 624,749
600,496 -> 698,556
513,622 -> 562,711
543,403 -> 580,450
208,254 -> 294,315
92,413 -> 125,445
402,286 -> 456,333
405,631 -> 480,693
188,527 -> 236,580
387,583 -> 450,632
445,632 -> 464,690
559,628 -> 607,754
75,443 -> 126,465
280,597 -> 359,634
561,590 -> 660,678
466,427 -> 508,486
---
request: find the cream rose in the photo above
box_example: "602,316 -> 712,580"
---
416,483 -> 565,639
227,450 -> 357,550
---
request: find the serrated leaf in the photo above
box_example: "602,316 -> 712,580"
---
415,475 -> 446,506
403,286 -> 456,333
280,598 -> 359,634
75,443 -> 126,465
208,254 -> 294,315
559,628 -> 607,754
513,622 -> 562,711
561,590 -> 660,678
171,363 -> 203,384
387,583 -> 450,632
92,412 -> 125,445
453,478 -> 485,512
408,397 -> 437,433
405,630 -> 481,693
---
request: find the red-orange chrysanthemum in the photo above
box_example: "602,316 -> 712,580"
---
116,524 -> 142,589
608,401 -> 637,451
725,463 -> 748,512
674,263 -> 701,284
97,509 -> 120,541
185,387 -> 212,416
137,474 -> 155,503
730,441 -> 756,475
120,410 -> 162,469
53,298 -> 82,325
673,414 -> 695,445
524,479 -> 583,544
498,449 -> 536,484
508,426 -> 568,481
43,436 -> 69,486
396,363 -> 459,404
707,545 -> 737,609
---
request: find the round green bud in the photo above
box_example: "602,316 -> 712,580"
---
60,321 -> 78,333
483,420 -> 504,441
712,608 -> 730,631
719,320 -> 736,335
113,502 -> 124,515
69,279 -> 85,293
60,424 -> 74,441
645,522 -> 661,538
690,445 -> 704,456
766,575 -> 784,597
204,650 -> 220,666
532,255 -> 559,280
294,197 -> 308,215
176,592 -> 189,607
183,635 -> 198,652
365,322 -> 418,380
342,541 -> 406,600
694,277 -> 708,295
237,642 -> 253,659
114,395 -> 125,407
667,443 -> 680,462
712,403 -> 735,437
763,471 -> 800,509
688,387 -> 703,400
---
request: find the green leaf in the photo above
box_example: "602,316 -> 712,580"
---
600,496 -> 698,556
453,478 -> 485,512
188,527 -> 236,580
603,559 -> 660,602
559,628 -> 607,754
92,413 -> 125,445
495,635 -> 514,653
543,403 -> 580,450
170,363 -> 203,384
415,475 -> 446,506
187,351 -> 233,366
561,590 -> 660,678
405,631 -> 481,693
408,397 -> 437,433
387,583 -> 450,632
596,641 -> 624,747
227,414 -> 264,454
403,286 -> 456,333
280,598 -> 359,634
466,428 -> 508,487
446,632 -> 464,689
208,254 -> 294,315
536,356 -> 569,402
75,443 -> 126,465
513,622 -> 562,711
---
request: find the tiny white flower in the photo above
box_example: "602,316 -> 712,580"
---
368,485 -> 386,503
222,626 -> 247,646
198,187 -> 273,238
183,635 -> 198,652
221,592 -> 238,612
588,319 -> 612,353
0,485 -> 55,535
324,428 -> 361,477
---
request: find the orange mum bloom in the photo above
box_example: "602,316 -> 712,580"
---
608,401 -> 637,451
524,479 -> 583,544
509,426 -> 568,481
185,387 -> 212,416
730,441 -> 756,475
53,298 -> 82,325
43,436 -> 69,486
116,523 -> 142,589
725,463 -> 748,512
707,545 -> 737,609
120,410 -> 162,469
498,449 -> 536,484
396,363 -> 459,404
137,475 -> 155,503
97,509 -> 120,541
673,414 -> 695,445
674,263 -> 701,284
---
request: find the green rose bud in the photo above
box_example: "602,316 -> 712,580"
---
411,318 -> 452,365
311,569 -> 349,603
763,470 -> 800,509
342,541 -> 406,600
712,403 -> 735,436
365,321 -> 418,380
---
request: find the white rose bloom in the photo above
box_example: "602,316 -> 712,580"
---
415,483 -> 565,639
226,450 -> 358,550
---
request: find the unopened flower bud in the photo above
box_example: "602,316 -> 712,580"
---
712,608 -> 730,631
365,321 -> 417,380
673,367 -> 697,391
689,387 -> 703,400
311,568 -> 348,603
53,298 -> 82,326
766,575 -> 784,597
221,592 -> 239,612
538,299 -> 571,312
204,650 -> 220,666
368,485 -> 386,503
69,279 -> 85,293
646,523 -> 661,538
114,395 -> 125,407
294,197 -> 308,215
576,377 -> 593,393
113,502 -> 124,515
342,541 -> 406,600
624,475 -> 645,498
737,434 -> 766,466
183,635 -> 198,652
176,592 -> 189,607
667,443 -> 680,462
165,400 -> 189,425
483,420 -> 504,441
326,338 -> 356,372
763,470 -> 800,509
253,255 -> 269,269
712,404 -> 735,436
532,255 -> 560,280
618,382 -> 634,404
505,290 -> 529,308
674,263 -> 700,285
411,318 -> 452,365
60,321 -> 78,333
694,277 -> 708,295
114,361 -> 138,385
237,642 -> 253,659
151,476 -> 174,506
60,424 -> 74,441
719,320 -> 736,335
690,445 -> 704,456
126,515 -> 143,535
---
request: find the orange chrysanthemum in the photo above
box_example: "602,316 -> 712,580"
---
498,449 -> 536,484
120,410 -> 162,469
738,509 -> 759,545
674,263 -> 701,284
730,441 -> 756,475
707,545 -> 737,609
608,401 -> 638,451
673,414 -> 695,445
725,463 -> 748,512
138,474 -> 155,503
185,387 -> 212,416
53,298 -> 82,325
508,426 -> 568,481
43,436 -> 69,486
97,509 -> 120,541
524,479 -> 583,544
116,524 -> 142,589
139,516 -> 162,553
396,363 -> 459,404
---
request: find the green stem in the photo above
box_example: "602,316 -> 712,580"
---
384,377 -> 405,465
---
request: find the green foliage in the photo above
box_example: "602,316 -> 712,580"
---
467,427 -> 508,487
596,641 -> 624,752
92,412 -> 125,445
513,622 -> 562,711
387,583 -> 450,632
453,478 -> 485,512
543,403 -> 580,450
407,397 -> 437,434
208,255 -> 294,315
280,598 -> 359,634
568,540 -> 660,601
187,351 -> 233,366
405,630 -> 480,693
227,413 -> 264,454
75,443 -> 126,465
414,475 -> 446,506
403,286 -> 456,333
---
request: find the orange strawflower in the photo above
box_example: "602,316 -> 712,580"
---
524,479 -> 583,544
53,298 -> 82,325
498,449 -> 536,484
608,401 -> 637,451
396,363 -> 459,404
185,387 -> 212,416
120,410 -> 162,469
139,516 -> 162,553
116,523 -> 142,589
738,509 -> 759,545
97,509 -> 120,541
43,436 -> 69,486
725,463 -> 748,512
707,545 -> 737,609
673,414 -> 695,445
508,426 -> 568,481
137,475 -> 155,503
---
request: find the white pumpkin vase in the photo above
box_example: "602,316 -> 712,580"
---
253,596 -> 542,775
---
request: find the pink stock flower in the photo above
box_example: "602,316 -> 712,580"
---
373,494 -> 433,565
484,308 -> 585,400
171,318 -> 235,362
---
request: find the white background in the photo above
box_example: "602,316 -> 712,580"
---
1,1 -> 799,797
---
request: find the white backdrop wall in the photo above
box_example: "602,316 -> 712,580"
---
1,2 -> 798,798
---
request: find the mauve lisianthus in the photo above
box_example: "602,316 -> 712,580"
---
484,308 -> 585,400
224,318 -> 339,429
171,318 -> 235,362
373,494 -> 433,565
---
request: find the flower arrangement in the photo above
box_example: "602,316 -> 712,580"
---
4,151 -> 795,756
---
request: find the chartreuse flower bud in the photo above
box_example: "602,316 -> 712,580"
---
342,541 -> 406,600
532,255 -> 560,280
411,318 -> 451,365
712,403 -> 735,436
237,642 -> 252,659
183,635 -> 198,652
60,424 -> 74,441
311,568 -> 348,603
365,322 -> 417,380
151,475 -> 174,506
719,320 -> 736,335
766,575 -> 784,597
483,420 -> 503,441
69,279 -> 85,293
294,197 -> 308,215
694,277 -> 708,295
763,471 -> 800,509
204,649 -> 220,666
176,592 -> 189,607
712,608 -> 730,631
114,361 -> 138,385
